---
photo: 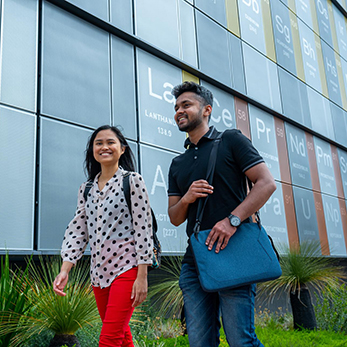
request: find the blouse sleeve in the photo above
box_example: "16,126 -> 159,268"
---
61,183 -> 89,265
129,173 -> 154,265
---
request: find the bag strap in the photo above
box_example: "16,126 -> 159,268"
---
83,180 -> 94,201
123,172 -> 158,233
193,132 -> 223,236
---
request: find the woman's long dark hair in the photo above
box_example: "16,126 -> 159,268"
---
84,125 -> 136,181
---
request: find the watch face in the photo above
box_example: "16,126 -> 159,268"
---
229,215 -> 241,227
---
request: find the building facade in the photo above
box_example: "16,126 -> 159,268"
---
1,0 -> 347,258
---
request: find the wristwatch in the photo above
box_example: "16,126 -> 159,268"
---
228,214 -> 241,227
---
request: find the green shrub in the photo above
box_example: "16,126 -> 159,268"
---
315,283 -> 347,333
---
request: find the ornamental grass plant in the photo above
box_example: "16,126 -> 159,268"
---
0,253 -> 31,347
0,256 -> 100,347
259,241 -> 346,330
147,256 -> 183,318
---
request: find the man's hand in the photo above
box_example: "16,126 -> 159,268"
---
205,217 -> 237,253
182,179 -> 213,205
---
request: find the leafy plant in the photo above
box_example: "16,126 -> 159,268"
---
315,283 -> 347,333
259,241 -> 346,330
0,253 -> 31,347
147,256 -> 183,319
0,256 -> 100,347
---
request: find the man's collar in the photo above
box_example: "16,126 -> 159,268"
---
184,126 -> 219,149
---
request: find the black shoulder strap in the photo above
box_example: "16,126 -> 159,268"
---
123,172 -> 158,233
83,180 -> 94,201
193,132 -> 223,235
123,172 -> 132,217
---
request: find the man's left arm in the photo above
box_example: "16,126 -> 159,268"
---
205,162 -> 276,253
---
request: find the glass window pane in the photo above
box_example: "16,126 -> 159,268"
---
38,118 -> 92,251
0,0 -> 38,112
41,2 -> 111,128
140,144 -> 187,254
0,106 -> 36,250
111,36 -> 137,140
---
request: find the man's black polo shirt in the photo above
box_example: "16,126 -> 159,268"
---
168,126 -> 264,265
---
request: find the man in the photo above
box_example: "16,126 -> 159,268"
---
168,81 -> 276,347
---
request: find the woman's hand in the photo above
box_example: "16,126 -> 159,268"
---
53,271 -> 69,296
131,276 -> 148,307
53,261 -> 74,296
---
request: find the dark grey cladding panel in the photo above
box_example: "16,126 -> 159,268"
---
285,123 -> 313,189
298,20 -> 322,93
333,4 -> 347,61
111,36 -> 137,140
278,68 -> 311,128
271,0 -> 297,76
0,106 -> 36,250
195,0 -> 227,26
321,194 -> 347,256
242,42 -> 282,113
228,33 -> 246,94
65,0 -> 108,20
314,0 -> 333,47
0,0 -> 38,112
314,136 -> 337,196
330,102 -> 347,148
38,118 -> 92,251
200,80 -> 236,131
140,145 -> 187,254
110,0 -> 133,33
196,11 -> 232,86
321,39 -> 342,107
338,148 -> 347,199
41,2 -> 111,127
307,86 -> 335,140
248,105 -> 281,180
259,181 -> 289,248
237,0 -> 266,55
134,0 -> 180,58
292,186 -> 321,246
136,49 -> 185,152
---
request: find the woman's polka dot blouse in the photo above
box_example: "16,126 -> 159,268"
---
61,167 -> 153,289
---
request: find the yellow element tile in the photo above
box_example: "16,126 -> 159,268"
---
262,0 -> 276,62
225,0 -> 240,37
290,11 -> 305,82
182,71 -> 199,84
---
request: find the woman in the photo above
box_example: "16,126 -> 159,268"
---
53,125 -> 153,347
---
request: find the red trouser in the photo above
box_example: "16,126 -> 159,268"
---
93,267 -> 138,347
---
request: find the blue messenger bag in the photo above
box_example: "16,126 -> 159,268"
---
190,132 -> 282,292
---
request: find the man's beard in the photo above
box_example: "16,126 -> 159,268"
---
177,109 -> 203,132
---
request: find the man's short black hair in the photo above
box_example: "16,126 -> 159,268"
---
172,81 -> 213,108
